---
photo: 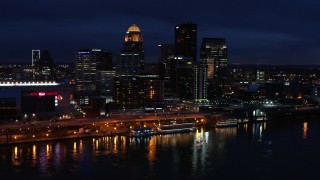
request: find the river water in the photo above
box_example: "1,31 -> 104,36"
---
1,120 -> 320,180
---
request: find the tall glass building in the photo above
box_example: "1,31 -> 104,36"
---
200,38 -> 228,80
75,49 -> 113,105
200,38 -> 228,99
174,23 -> 197,63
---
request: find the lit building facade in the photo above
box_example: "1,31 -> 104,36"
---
170,57 -> 201,101
32,49 -> 40,80
117,24 -> 144,75
75,49 -> 113,105
256,69 -> 265,83
200,38 -> 228,99
97,70 -> 116,101
113,75 -> 164,110
198,64 -> 208,99
200,38 -> 228,80
32,49 -> 40,67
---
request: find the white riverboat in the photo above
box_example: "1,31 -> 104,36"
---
155,121 -> 195,134
214,119 -> 238,128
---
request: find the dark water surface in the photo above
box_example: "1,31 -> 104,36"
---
1,120 -> 320,180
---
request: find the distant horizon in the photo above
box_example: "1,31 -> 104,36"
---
1,61 -> 320,67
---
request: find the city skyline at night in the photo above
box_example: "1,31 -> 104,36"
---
2,1 -> 320,179
1,0 -> 320,65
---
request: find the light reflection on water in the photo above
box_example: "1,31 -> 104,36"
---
303,122 -> 308,140
1,120 -> 320,179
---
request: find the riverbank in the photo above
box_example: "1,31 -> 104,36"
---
0,125 -> 201,146
0,131 -> 128,146
0,113 -> 216,145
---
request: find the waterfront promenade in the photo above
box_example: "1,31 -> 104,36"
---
0,112 -> 218,145
2,104 -> 319,145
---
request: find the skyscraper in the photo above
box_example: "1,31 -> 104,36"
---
32,49 -> 40,66
34,49 -> 56,81
174,23 -> 197,62
117,24 -> 144,75
157,44 -> 174,96
200,38 -> 228,99
124,24 -> 144,52
169,57 -> 199,100
200,38 -> 228,80
32,49 -> 40,80
75,49 -> 113,105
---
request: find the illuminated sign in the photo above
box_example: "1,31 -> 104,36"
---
0,81 -> 60,86
38,92 -> 45,97
29,92 -> 59,97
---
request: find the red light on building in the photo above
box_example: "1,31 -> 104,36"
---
38,92 -> 46,96
46,92 -> 58,96
29,92 -> 59,97
57,95 -> 63,100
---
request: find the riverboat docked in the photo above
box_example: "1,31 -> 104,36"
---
155,121 -> 195,134
130,127 -> 155,137
214,119 -> 238,128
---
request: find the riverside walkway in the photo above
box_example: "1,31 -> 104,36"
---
0,112 -> 220,145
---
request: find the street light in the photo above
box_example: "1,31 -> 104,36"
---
32,113 -> 36,122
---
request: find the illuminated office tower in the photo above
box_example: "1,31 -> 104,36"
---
32,49 -> 40,79
174,23 -> 197,62
75,49 -> 113,105
256,69 -> 265,83
169,57 -> 200,100
200,38 -> 228,80
113,75 -> 163,109
117,24 -> 144,75
200,38 -> 228,98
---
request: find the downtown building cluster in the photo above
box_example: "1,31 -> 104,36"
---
0,23 -> 228,120
74,23 -> 228,117
2,23 -> 320,122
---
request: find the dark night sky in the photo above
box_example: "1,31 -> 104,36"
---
1,0 -> 320,65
